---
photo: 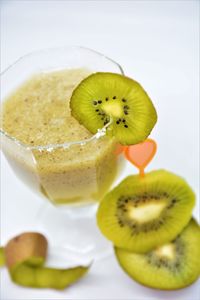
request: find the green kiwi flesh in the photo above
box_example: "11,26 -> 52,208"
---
70,72 -> 157,145
97,170 -> 195,253
114,219 -> 200,290
0,247 -> 5,267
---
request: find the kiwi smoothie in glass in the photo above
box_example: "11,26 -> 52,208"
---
1,68 -> 119,205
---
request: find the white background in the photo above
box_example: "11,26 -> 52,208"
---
0,1 -> 199,299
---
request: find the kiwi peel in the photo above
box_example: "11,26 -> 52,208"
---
114,219 -> 200,290
97,170 -> 195,253
0,247 -> 5,267
70,72 -> 157,145
2,232 -> 90,290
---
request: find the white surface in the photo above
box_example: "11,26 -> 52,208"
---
0,1 -> 199,299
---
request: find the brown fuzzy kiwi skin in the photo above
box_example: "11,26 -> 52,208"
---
5,232 -> 48,269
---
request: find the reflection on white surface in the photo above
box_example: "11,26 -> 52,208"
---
1,0 -> 199,299
34,201 -> 113,264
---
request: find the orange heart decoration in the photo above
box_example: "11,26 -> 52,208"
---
124,138 -> 157,177
115,144 -> 128,155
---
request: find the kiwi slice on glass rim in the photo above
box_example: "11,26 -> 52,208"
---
115,219 -> 200,290
97,170 -> 195,253
70,73 -> 157,145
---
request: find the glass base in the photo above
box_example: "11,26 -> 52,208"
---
34,201 -> 112,265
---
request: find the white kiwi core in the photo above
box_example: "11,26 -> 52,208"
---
155,243 -> 176,260
128,201 -> 166,223
101,101 -> 123,118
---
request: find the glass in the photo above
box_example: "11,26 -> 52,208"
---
0,47 -> 125,262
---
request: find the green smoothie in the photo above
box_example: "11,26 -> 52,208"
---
1,69 -> 120,205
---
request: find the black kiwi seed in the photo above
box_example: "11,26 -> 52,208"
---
116,121 -> 120,124
122,119 -> 126,123
96,109 -> 99,112
124,125 -> 128,128
124,105 -> 129,109
113,96 -> 117,99
93,101 -> 98,105
105,97 -> 109,101
118,205 -> 125,209
98,100 -> 102,104
122,98 -> 127,102
124,111 -> 129,115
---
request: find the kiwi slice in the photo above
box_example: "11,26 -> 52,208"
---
115,219 -> 200,290
97,170 -> 195,253
70,73 -> 157,145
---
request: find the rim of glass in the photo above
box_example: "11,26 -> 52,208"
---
0,46 -> 124,151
